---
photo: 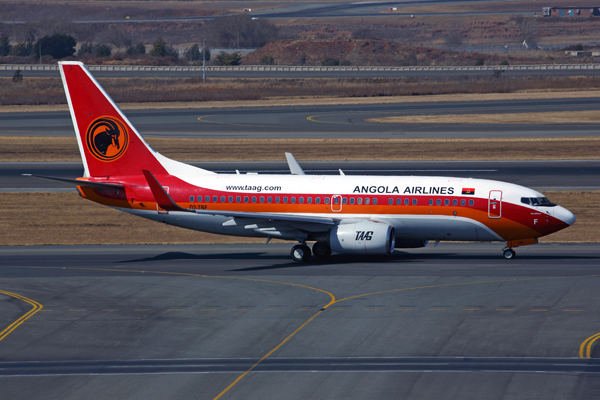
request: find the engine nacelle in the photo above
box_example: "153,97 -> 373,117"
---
395,239 -> 428,249
329,220 -> 395,255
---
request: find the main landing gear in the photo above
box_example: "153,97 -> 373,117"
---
290,244 -> 311,262
503,247 -> 516,259
290,241 -> 332,262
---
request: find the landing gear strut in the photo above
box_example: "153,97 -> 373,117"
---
290,244 -> 311,262
503,247 -> 516,259
312,241 -> 331,259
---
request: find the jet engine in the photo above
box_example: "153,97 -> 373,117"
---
329,220 -> 395,255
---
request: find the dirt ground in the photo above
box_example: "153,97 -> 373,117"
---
368,110 -> 600,124
0,191 -> 594,246
3,136 -> 599,162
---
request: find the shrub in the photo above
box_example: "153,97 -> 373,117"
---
319,57 -> 338,66
259,54 -> 274,65
78,43 -> 93,56
475,56 -> 485,66
499,59 -> 509,66
0,36 -> 12,57
126,42 -> 146,55
213,51 -> 241,66
11,42 -> 33,57
94,44 -> 112,58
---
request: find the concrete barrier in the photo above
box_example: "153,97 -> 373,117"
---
1,63 -> 599,73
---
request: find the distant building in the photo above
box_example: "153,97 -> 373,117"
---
542,6 -> 600,17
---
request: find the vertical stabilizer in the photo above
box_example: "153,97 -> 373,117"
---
59,61 -> 166,178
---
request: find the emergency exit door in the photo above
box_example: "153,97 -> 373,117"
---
488,190 -> 502,219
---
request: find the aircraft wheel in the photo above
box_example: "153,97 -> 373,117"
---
291,244 -> 311,262
312,242 -> 331,259
503,248 -> 516,259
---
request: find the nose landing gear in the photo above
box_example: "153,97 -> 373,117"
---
290,244 -> 311,262
503,247 -> 516,259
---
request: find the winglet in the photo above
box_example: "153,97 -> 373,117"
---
142,170 -> 190,212
285,152 -> 305,175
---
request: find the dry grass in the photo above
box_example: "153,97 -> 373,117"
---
2,136 -> 600,162
0,191 -> 595,246
368,110 -> 600,124
4,76 -> 600,106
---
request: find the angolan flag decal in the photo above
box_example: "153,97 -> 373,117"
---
462,188 -> 475,195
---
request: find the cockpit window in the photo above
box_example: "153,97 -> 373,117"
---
522,196 -> 556,207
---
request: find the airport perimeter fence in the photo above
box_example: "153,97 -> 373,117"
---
1,64 -> 600,73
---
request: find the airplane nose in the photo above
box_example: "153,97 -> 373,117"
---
555,206 -> 576,226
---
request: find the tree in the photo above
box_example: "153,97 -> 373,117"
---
103,24 -> 129,50
186,43 -> 201,61
35,34 -> 76,59
151,37 -> 167,57
0,36 -> 11,56
202,45 -> 211,62
213,51 -> 241,66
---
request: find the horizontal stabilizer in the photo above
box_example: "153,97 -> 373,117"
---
142,170 -> 192,213
23,174 -> 124,190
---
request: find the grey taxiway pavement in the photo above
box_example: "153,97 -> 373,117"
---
1,243 -> 600,399
2,97 -> 600,138
3,160 -> 600,192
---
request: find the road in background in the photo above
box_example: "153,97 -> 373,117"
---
2,98 -> 600,138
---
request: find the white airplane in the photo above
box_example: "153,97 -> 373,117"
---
32,61 -> 576,261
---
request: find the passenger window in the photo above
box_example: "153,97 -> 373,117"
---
228,196 -> 233,203
244,196 -> 249,203
342,198 -> 347,204
350,197 -> 355,205
333,197 -> 339,204
284,197 -> 288,203
436,199 -> 441,206
189,195 -> 194,202
325,197 -> 330,204
307,197 -> 312,204
252,196 -> 257,203
365,198 -> 370,205
299,197 -> 304,204
197,196 -> 202,202
357,198 -> 363,205
213,196 -> 218,202
404,198 -> 409,205
429,199 -> 433,205
373,198 -> 378,205
220,196 -> 225,202
260,196 -> 265,203
461,199 -> 466,206
452,199 -> 457,206
316,197 -> 321,204
397,198 -> 402,205
388,198 -> 393,205
268,196 -> 272,203
236,196 -> 241,203
444,199 -> 449,206
276,197 -> 280,203
469,200 -> 474,206
205,195 -> 210,202
412,199 -> 417,205
291,197 -> 296,204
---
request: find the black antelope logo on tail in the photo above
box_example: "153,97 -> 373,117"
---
86,116 -> 129,161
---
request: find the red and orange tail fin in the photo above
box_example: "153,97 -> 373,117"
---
59,61 -> 166,178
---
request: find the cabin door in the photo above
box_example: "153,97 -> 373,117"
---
331,195 -> 342,212
488,190 -> 502,219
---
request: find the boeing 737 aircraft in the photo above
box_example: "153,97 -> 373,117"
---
32,62 -> 576,261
